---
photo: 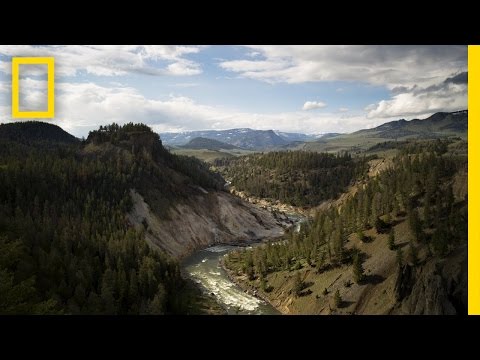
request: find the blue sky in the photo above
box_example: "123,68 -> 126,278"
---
0,45 -> 467,137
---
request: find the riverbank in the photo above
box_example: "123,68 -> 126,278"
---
179,202 -> 305,315
181,244 -> 280,314
229,187 -> 313,217
220,256 -> 286,315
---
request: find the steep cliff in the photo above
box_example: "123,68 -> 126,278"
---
128,189 -> 284,259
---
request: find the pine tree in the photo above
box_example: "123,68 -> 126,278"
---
293,272 -> 304,296
424,191 -> 432,227
396,247 -> 403,267
446,184 -> 454,213
260,277 -> 267,292
388,229 -> 395,250
334,289 -> 342,308
146,283 -> 166,314
432,225 -> 449,256
409,242 -> 419,266
332,216 -> 344,262
352,253 -> 365,284
408,208 -> 422,242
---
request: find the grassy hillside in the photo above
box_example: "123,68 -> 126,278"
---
301,110 -> 467,154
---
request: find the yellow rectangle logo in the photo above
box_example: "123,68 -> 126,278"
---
11,57 -> 55,119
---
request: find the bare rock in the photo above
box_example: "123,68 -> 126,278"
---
393,246 -> 467,315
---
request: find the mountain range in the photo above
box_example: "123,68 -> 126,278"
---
354,110 -> 467,139
181,137 -> 239,150
161,111 -> 467,152
301,110 -> 467,153
161,128 -> 318,150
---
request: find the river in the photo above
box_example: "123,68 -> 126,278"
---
181,211 -> 306,315
182,244 -> 280,315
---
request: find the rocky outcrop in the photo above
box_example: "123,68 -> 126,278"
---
393,246 -> 467,315
127,189 -> 284,259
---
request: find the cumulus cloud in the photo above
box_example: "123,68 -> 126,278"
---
0,46 -> 468,136
302,101 -> 327,111
0,81 -> 404,137
219,45 -> 467,88
366,76 -> 467,118
219,46 -> 467,121
445,71 -> 467,85
0,80 -> 9,93
170,82 -> 200,88
0,76 -> 48,111
18,78 -> 48,111
0,45 -> 204,77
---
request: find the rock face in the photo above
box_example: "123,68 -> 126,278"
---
393,246 -> 467,315
128,189 -> 284,259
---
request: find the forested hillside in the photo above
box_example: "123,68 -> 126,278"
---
0,122 -> 226,314
0,121 -> 79,145
214,151 -> 369,207
225,140 -> 468,314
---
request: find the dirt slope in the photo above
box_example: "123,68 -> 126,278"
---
127,189 -> 284,259
233,220 -> 466,315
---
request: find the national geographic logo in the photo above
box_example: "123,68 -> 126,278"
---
11,57 -> 55,119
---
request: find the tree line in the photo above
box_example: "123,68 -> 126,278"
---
215,151 -> 369,207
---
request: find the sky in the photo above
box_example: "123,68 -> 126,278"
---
0,45 -> 468,137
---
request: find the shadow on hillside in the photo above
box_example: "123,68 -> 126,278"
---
338,300 -> 355,308
358,252 -> 370,262
363,274 -> 385,285
303,281 -> 315,289
360,235 -> 374,243
389,218 -> 404,227
395,241 -> 410,250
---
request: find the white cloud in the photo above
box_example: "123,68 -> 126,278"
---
0,60 -> 9,74
219,46 -> 467,120
0,77 -> 48,111
18,79 -> 48,111
0,80 -> 9,93
219,59 -> 289,74
302,101 -> 327,111
170,82 -> 200,88
220,45 -> 467,88
366,82 -> 467,118
364,104 -> 377,112
0,45 -> 204,77
0,46 -> 468,136
0,81 -> 409,137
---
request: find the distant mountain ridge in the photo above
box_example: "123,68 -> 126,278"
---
354,110 -> 467,139
162,111 -> 467,152
182,137 -> 239,150
161,128 -> 313,150
301,110 -> 467,153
